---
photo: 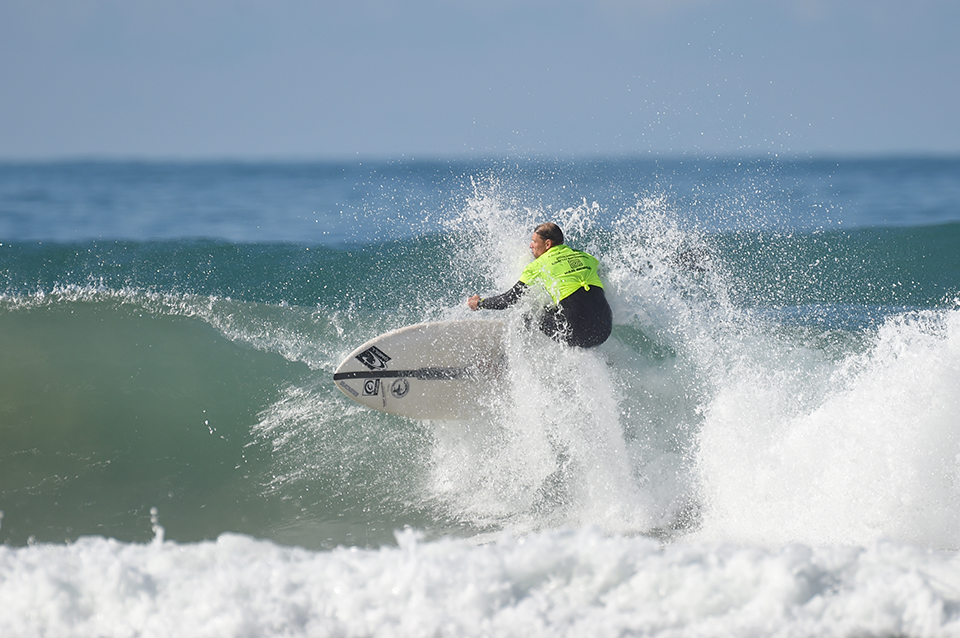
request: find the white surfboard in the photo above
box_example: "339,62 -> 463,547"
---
333,320 -> 507,420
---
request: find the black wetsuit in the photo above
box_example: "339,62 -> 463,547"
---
477,281 -> 612,348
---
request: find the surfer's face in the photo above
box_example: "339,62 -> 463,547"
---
530,233 -> 551,258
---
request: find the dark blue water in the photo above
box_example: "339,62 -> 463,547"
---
4,157 -> 958,244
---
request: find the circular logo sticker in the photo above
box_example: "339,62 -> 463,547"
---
390,378 -> 409,399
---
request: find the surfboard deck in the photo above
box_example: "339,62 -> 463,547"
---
333,320 -> 507,420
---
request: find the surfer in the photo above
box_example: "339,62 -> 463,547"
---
467,222 -> 612,348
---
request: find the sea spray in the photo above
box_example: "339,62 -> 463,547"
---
415,183 -> 720,535
695,307 -> 960,548
425,327 -> 656,534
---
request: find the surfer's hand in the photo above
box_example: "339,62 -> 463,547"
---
467,295 -> 481,311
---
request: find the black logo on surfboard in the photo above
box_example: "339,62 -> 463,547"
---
363,379 -> 381,396
356,346 -> 391,370
390,378 -> 409,399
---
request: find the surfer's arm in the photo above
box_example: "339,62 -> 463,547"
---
473,281 -> 528,310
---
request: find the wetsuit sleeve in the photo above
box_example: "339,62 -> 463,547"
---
477,281 -> 528,310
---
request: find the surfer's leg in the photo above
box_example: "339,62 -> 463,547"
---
537,307 -> 572,345
558,288 -> 612,348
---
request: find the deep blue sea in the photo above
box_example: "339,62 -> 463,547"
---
1,157 -> 960,636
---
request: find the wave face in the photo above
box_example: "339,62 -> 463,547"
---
2,158 -> 960,636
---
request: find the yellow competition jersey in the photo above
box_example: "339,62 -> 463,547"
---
518,244 -> 604,305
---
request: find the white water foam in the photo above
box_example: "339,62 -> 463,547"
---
427,326 -> 659,534
696,307 -> 960,548
3,529 -> 960,637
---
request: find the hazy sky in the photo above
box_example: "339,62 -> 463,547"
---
2,0 -> 958,160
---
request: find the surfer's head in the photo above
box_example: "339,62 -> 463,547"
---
531,223 -> 563,258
